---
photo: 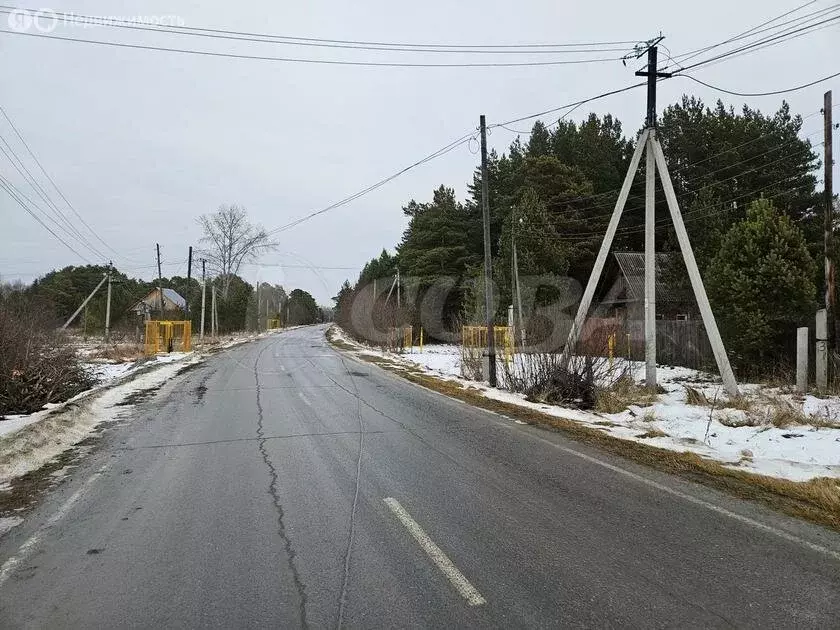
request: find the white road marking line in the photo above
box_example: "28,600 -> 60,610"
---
0,464 -> 109,588
333,344 -> 840,562
298,392 -> 312,406
383,497 -> 486,606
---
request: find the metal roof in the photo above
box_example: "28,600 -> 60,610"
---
161,288 -> 187,308
612,252 -> 682,303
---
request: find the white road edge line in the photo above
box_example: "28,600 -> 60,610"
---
333,338 -> 840,563
383,497 -> 486,606
522,431 -> 840,563
0,464 -> 110,588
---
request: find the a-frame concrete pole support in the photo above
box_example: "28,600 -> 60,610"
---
562,129 -> 650,361
651,138 -> 739,397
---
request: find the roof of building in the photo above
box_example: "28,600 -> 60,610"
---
161,288 -> 187,308
130,287 -> 187,311
611,252 -> 684,304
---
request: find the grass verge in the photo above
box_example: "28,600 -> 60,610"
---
327,328 -> 840,532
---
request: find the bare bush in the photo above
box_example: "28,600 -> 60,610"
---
0,295 -> 94,416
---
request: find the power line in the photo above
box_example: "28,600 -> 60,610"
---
0,28 -> 627,68
0,102 -> 130,262
0,7 -> 640,51
0,139 -> 109,259
0,173 -> 92,261
266,132 -> 476,236
677,12 -> 840,73
667,1 -> 827,68
678,70 -> 840,97
0,8 -> 640,56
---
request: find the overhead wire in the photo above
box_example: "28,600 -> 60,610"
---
0,8 -> 640,56
0,103 -> 131,262
0,27 -> 629,68
0,7 -> 641,51
0,172 -> 92,260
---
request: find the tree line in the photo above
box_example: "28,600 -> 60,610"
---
335,94 -> 831,376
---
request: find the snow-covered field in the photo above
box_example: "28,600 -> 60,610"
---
330,328 -> 840,483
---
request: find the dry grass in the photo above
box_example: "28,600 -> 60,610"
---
637,429 -> 668,439
683,385 -> 709,406
595,376 -> 659,414
724,394 -> 754,411
327,328 -> 840,532
86,342 -> 145,362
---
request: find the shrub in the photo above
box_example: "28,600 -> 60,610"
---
0,294 -> 94,415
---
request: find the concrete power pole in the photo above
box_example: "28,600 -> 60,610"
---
200,259 -> 206,342
62,272 -> 108,329
104,262 -> 113,342
825,90 -> 835,370
561,40 -> 739,398
479,114 -> 497,387
635,42 -> 671,391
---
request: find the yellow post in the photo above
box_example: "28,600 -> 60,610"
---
608,332 -> 615,370
419,327 -> 424,353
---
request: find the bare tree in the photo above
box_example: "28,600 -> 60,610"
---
197,204 -> 277,297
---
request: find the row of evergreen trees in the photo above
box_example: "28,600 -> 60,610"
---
2,266 -> 324,335
336,95 -> 829,375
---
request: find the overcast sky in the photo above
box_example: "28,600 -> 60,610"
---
0,0 -> 837,303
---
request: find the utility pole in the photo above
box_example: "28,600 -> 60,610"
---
156,243 -> 164,319
396,267 -> 401,309
824,90 -> 835,367
563,37 -> 739,397
256,279 -> 261,332
480,114 -> 497,386
512,234 -> 525,348
104,262 -> 113,342
186,246 -> 193,316
62,273 -> 108,329
211,283 -> 218,337
200,259 -> 207,342
635,40 -> 671,391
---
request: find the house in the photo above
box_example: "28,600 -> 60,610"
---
130,288 -> 187,319
596,252 -> 695,320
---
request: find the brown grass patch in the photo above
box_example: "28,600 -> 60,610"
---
595,376 -> 658,414
637,429 -> 668,439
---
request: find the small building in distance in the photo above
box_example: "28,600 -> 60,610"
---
597,252 -> 695,320
129,288 -> 187,319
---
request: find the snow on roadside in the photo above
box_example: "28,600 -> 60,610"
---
0,354 -> 203,484
329,327 -> 840,483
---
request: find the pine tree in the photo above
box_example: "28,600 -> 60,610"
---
707,198 -> 816,373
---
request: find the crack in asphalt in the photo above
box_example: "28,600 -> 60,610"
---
334,354 -> 364,630
254,341 -> 309,629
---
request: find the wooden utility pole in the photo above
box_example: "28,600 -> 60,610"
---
104,262 -> 113,342
825,90 -> 835,365
200,259 -> 206,342
480,114 -> 497,386
186,246 -> 193,316
156,243 -> 164,319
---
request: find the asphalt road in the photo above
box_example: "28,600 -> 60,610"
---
2,325 -> 840,628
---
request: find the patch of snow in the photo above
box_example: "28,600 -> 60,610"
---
0,516 -> 23,537
0,354 -> 202,483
